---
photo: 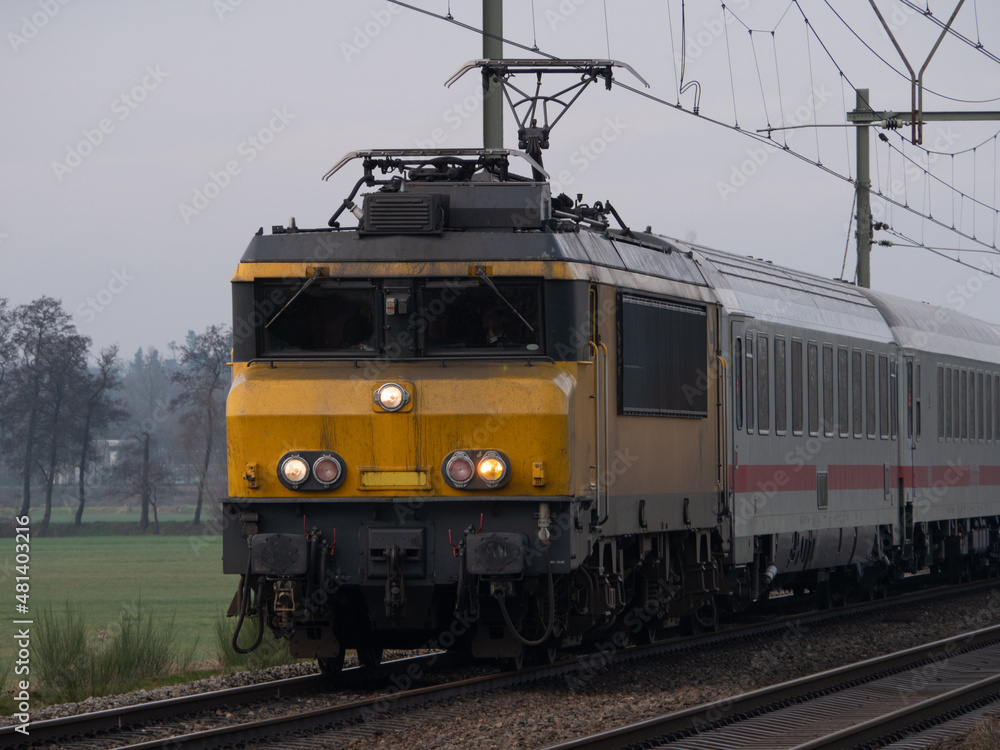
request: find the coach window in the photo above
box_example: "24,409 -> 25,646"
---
878,355 -> 889,439
945,367 -> 953,439
808,343 -> 819,436
866,352 -> 876,439
734,338 -> 744,431
823,345 -> 834,437
987,373 -> 993,441
838,348 -> 849,438
954,368 -> 960,438
977,372 -> 984,440
788,338 -> 800,435
960,369 -> 969,440
994,373 -> 999,442
746,335 -> 755,432
852,350 -> 863,438
757,335 -> 770,433
936,365 -> 944,439
775,337 -> 788,434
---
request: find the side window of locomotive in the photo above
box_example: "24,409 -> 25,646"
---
734,337 -> 743,431
618,294 -> 708,417
774,337 -> 788,434
257,281 -> 377,356
757,335 -> 769,433
420,280 -> 542,354
838,348 -> 849,438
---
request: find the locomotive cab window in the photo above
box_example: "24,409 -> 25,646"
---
257,280 -> 378,356
420,279 -> 542,354
618,294 -> 708,417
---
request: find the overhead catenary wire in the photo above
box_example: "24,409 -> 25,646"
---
384,1 -> 1000,267
897,0 -> 1000,67
820,0 -> 1000,104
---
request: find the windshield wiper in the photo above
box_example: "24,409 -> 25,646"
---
265,269 -> 322,329
475,268 -> 535,333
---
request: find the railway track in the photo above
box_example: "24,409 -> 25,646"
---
4,579 -> 997,750
542,623 -> 1000,749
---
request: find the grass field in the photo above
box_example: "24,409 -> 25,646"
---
12,504 -> 202,526
2,535 -> 234,665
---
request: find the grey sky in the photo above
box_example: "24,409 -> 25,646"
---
3,1 -> 999,359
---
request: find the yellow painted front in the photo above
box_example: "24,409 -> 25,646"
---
227,361 -> 575,498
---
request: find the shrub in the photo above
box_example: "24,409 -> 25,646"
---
34,602 -> 191,704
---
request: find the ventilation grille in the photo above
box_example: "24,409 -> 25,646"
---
361,194 -> 447,234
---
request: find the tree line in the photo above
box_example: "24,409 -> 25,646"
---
0,296 -> 231,535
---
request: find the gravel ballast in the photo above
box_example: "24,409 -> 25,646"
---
7,587 -> 1000,749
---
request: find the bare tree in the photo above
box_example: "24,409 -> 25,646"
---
74,345 -> 124,527
37,332 -> 89,536
171,325 -> 231,525
0,298 -> 15,442
117,347 -> 174,532
2,297 -> 80,520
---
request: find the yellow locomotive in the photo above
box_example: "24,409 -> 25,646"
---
223,148 -> 726,669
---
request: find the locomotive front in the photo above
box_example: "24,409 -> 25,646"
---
222,152 -> 600,668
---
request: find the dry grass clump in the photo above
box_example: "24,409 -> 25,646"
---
926,716 -> 1000,749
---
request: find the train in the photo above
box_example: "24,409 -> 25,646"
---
221,134 -> 1000,673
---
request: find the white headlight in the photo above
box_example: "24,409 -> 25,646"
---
280,456 -> 310,486
375,382 -> 410,411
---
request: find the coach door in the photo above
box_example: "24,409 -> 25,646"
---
900,355 -> 919,553
729,318 -> 754,565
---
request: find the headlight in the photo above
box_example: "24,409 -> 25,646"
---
477,451 -> 508,487
441,449 -> 511,490
277,450 -> 347,491
444,452 -> 475,488
280,456 -> 310,487
313,455 -> 342,486
375,382 -> 410,412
